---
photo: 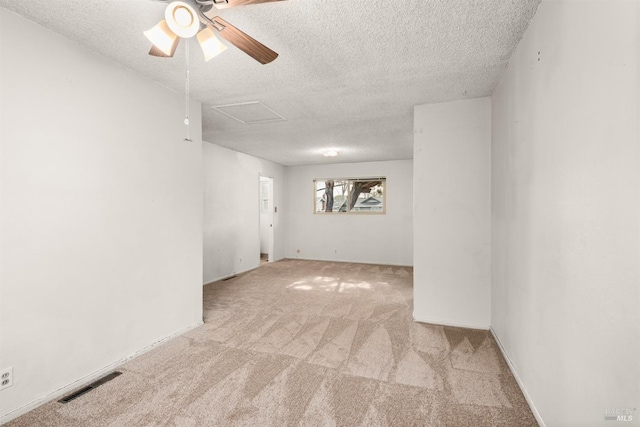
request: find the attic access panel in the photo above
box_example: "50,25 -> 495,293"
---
211,101 -> 286,124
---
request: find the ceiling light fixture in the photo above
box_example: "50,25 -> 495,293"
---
145,0 -> 215,61
143,0 -> 280,64
196,27 -> 227,61
165,0 -> 200,38
143,20 -> 179,56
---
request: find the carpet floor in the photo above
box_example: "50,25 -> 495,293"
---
7,259 -> 537,426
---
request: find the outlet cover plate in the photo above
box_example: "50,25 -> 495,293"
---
1,366 -> 13,390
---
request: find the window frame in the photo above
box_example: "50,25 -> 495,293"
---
313,177 -> 386,215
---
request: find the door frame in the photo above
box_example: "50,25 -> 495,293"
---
259,175 -> 274,263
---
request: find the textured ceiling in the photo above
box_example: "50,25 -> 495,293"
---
0,0 -> 540,165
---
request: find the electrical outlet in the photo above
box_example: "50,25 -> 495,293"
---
0,367 -> 13,390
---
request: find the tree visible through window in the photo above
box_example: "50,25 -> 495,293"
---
314,178 -> 385,214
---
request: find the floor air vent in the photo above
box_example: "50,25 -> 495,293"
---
58,371 -> 122,403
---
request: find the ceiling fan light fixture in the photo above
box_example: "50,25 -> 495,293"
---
197,28 -> 227,61
165,0 -> 200,39
144,20 -> 179,56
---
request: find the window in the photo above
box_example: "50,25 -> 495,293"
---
314,178 -> 385,214
260,181 -> 269,212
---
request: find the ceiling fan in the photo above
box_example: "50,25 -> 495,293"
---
144,0 -> 284,64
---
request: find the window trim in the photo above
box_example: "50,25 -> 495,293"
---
313,177 -> 386,215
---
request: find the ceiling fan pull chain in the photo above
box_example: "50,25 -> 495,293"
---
184,40 -> 192,142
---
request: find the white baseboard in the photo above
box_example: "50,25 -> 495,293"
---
287,255 -> 413,268
490,327 -> 545,427
203,258 -> 414,288
0,320 -> 203,426
203,265 -> 260,286
413,313 -> 489,330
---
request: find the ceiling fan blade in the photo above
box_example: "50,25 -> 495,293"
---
148,37 -> 180,58
210,16 -> 278,64
214,0 -> 287,9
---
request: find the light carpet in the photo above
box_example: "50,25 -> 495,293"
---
7,259 -> 537,426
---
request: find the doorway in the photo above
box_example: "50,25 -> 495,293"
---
259,176 -> 274,264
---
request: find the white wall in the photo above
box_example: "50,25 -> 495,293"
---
413,98 -> 491,329
0,8 -> 203,422
491,1 -> 639,426
203,143 -> 285,284
285,160 -> 413,266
